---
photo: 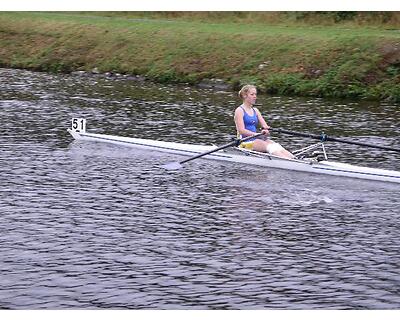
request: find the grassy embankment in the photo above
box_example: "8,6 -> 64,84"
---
0,12 -> 400,101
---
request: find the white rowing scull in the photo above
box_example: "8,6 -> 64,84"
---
67,118 -> 400,184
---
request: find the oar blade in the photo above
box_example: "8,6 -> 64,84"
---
162,161 -> 183,171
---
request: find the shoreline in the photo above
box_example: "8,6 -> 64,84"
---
1,12 -> 399,102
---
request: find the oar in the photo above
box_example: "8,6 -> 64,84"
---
163,133 -> 264,170
271,128 -> 400,153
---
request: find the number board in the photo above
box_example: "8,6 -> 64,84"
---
71,118 -> 86,133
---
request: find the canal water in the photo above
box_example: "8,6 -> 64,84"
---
1,68 -> 399,309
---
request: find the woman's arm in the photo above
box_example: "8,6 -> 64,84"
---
255,108 -> 270,129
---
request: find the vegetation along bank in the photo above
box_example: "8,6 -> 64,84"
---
1,12 -> 400,102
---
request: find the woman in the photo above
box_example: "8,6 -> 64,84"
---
234,85 -> 294,159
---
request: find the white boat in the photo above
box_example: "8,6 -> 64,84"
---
67,118 -> 400,184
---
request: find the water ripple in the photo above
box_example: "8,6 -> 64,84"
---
1,68 -> 400,309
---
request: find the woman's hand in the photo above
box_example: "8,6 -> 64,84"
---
261,126 -> 270,135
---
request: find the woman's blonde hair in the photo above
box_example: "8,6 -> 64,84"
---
238,84 -> 256,99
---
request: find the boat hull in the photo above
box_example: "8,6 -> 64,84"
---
67,129 -> 400,184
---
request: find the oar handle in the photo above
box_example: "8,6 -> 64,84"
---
236,132 -> 265,144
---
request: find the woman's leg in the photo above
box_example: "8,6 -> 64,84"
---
252,139 -> 294,159
274,149 -> 295,159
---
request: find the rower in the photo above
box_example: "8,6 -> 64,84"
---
233,85 -> 294,159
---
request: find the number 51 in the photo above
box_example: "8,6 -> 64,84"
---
71,118 -> 86,133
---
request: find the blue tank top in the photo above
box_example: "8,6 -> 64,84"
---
241,106 -> 258,133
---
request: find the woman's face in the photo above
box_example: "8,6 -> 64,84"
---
244,88 -> 257,105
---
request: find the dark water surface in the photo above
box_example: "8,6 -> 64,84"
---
1,68 -> 400,309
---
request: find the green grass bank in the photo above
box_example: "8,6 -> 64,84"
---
1,12 -> 400,102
